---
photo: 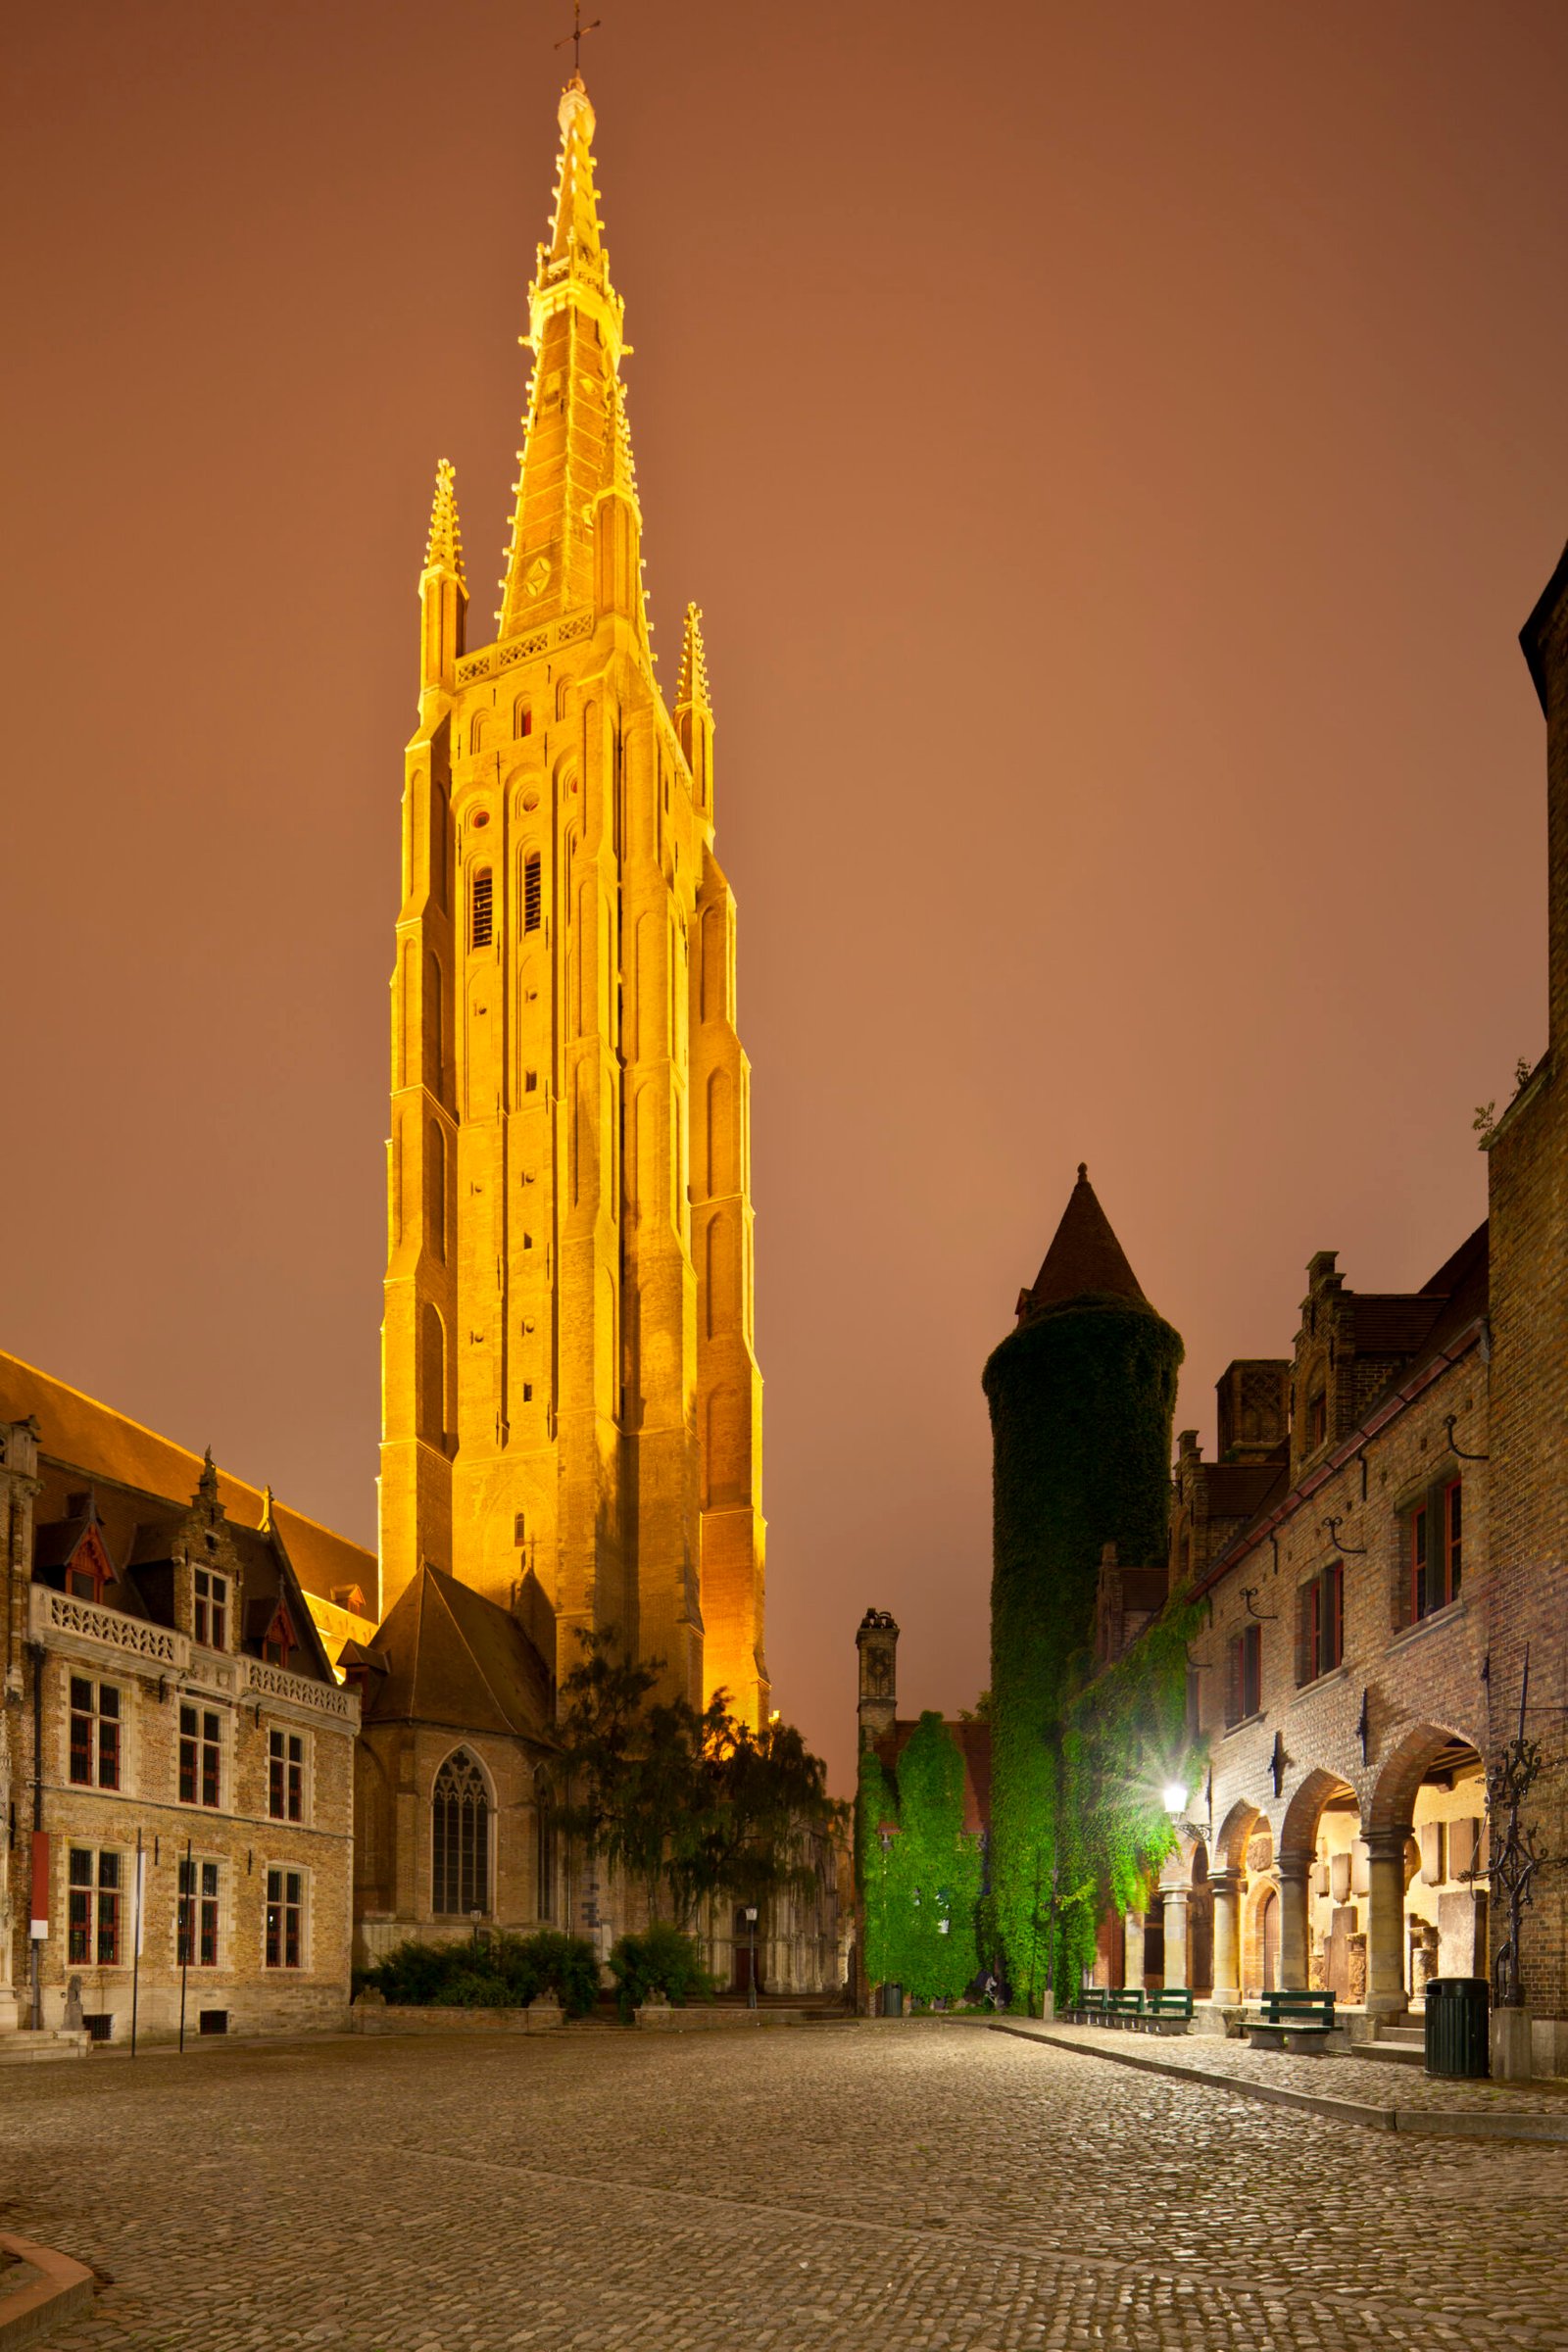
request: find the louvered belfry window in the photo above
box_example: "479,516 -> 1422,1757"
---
471,867 -> 494,950
523,851 -> 542,934
432,1749 -> 489,1915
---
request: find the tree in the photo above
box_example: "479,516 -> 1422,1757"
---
554,1629 -> 843,1929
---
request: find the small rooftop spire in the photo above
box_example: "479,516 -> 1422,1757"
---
1016,1165 -> 1147,1321
424,458 -> 466,585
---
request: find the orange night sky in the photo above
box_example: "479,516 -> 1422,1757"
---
5,0 -> 1567,1790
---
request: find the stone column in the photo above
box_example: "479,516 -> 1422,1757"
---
1279,1859 -> 1311,1989
1161,1887 -> 1190,1988
1123,1910 -> 1146,1989
1365,1829 -> 1411,2016
1209,1871 -> 1244,2005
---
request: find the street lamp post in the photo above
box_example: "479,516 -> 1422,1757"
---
743,1904 -> 759,2009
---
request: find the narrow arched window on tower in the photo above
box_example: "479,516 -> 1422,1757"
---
425,1120 -> 446,1260
418,1302 -> 445,1446
471,866 -> 493,950
556,677 -> 569,722
523,852 -> 542,934
431,1749 -> 489,1916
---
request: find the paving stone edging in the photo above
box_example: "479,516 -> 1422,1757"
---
990,2020 -> 1568,2143
0,2233 -> 95,2350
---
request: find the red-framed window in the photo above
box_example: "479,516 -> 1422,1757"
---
1444,1479 -> 1463,1605
67,1848 -> 121,1966
1296,1562 -> 1345,1685
177,1858 -> 220,1968
262,1605 -> 297,1672
1225,1623 -> 1262,1726
67,1538 -> 111,1604
193,1567 -> 227,1650
178,1704 -> 221,1808
69,1679 -> 122,1788
265,1867 -> 303,1969
269,1729 -> 304,1823
1410,1480 -> 1462,1622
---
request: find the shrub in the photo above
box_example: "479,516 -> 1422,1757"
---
608,1922 -> 714,2021
364,1929 -> 600,2014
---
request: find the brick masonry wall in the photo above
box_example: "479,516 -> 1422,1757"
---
1199,1344 -> 1490,1886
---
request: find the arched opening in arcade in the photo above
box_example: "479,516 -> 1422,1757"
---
1369,1727 -> 1488,2007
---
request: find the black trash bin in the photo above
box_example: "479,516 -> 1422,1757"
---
1424,1977 -> 1490,2079
881,1983 -> 904,2019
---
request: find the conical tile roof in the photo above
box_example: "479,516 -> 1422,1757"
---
1018,1164 -> 1146,1319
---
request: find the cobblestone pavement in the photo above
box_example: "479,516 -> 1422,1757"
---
1034,2019 -> 1568,2114
6,2020 -> 1568,2352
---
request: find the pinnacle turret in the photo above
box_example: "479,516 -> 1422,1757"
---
676,604 -> 711,718
424,458 -> 466,585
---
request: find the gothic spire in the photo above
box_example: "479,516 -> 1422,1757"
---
424,458 -> 466,586
498,78 -> 635,639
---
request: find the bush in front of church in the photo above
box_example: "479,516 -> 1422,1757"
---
365,1928 -> 600,2015
608,1922 -> 715,2020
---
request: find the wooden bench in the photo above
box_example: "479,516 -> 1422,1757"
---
1244,1989 -> 1337,2051
1105,1988 -> 1147,2026
1143,1987 -> 1195,2035
1076,1987 -> 1110,2022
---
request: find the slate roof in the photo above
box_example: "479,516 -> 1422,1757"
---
1019,1165 -> 1146,1319
363,1563 -> 555,1741
0,1348 -> 376,1611
28,1458 -> 339,1687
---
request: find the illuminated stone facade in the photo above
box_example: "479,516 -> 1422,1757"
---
1090,540 -> 1568,2068
379,76 -> 767,1730
1,1406 -> 363,2049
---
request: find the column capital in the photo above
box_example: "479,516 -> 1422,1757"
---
1364,1827 -> 1412,1864
1278,1853 -> 1311,1886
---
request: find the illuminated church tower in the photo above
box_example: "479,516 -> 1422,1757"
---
379,74 -> 767,1725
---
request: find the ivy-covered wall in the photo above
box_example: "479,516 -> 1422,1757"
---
983,1291 -> 1184,2009
856,1713 -> 982,2001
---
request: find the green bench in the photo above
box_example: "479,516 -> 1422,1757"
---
1105,1988 -> 1147,2025
1077,1987 -> 1110,2020
1244,1988 -> 1337,2051
1142,1987 -> 1195,2034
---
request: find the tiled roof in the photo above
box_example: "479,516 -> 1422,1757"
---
364,1564 -> 555,1740
0,1349 -> 376,1613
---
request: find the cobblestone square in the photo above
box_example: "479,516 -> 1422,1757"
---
6,2020 -> 1568,2351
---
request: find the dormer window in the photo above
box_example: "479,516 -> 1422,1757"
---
262,1602 -> 297,1672
193,1567 -> 228,1650
69,1552 -> 109,1605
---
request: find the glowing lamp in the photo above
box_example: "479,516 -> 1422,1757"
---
1162,1782 -> 1188,1819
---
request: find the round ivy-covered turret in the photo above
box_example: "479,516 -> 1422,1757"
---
983,1163 -> 1183,2009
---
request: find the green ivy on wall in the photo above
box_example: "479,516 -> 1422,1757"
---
857,1713 -> 983,2001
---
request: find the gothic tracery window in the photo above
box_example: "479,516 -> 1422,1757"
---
432,1749 -> 489,1916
